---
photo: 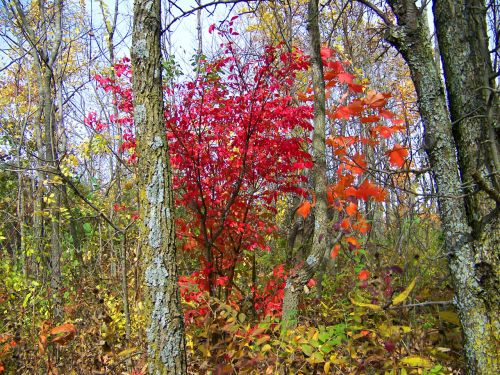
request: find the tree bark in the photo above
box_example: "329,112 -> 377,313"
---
282,0 -> 330,328
384,1 -> 499,372
432,1 -> 500,371
131,0 -> 187,373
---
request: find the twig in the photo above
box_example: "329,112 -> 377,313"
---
389,300 -> 453,310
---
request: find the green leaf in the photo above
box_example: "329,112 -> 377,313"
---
83,223 -> 93,234
301,344 -> 314,356
318,331 -> 330,343
308,351 -> 325,364
22,291 -> 32,308
392,277 -> 417,306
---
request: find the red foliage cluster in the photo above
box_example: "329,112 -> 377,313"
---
89,36 -> 408,319
91,42 -> 315,320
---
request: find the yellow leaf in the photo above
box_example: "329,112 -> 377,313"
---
400,355 -> 433,368
261,344 -> 272,353
117,347 -> 137,357
349,297 -> 382,311
329,353 -> 347,365
391,278 -> 417,306
324,361 -> 331,373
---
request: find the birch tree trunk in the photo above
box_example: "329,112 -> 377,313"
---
131,0 -> 187,373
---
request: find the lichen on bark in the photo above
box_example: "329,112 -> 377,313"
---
132,0 -> 187,373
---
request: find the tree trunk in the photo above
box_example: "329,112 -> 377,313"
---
432,1 -> 500,371
385,1 -> 499,372
282,0 -> 330,328
131,0 -> 187,373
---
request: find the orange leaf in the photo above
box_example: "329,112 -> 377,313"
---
49,323 -> 76,345
296,201 -> 311,218
331,244 -> 340,258
386,145 -> 408,168
356,179 -> 387,202
310,191 -> 317,207
358,269 -> 370,281
333,106 -> 351,119
365,90 -> 386,108
297,92 -> 313,102
371,125 -> 394,138
346,100 -> 364,115
345,236 -> 359,248
346,202 -> 358,216
353,218 -> 370,234
38,335 -> 47,354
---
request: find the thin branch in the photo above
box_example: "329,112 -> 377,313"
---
355,0 -> 392,26
472,171 -> 500,203
389,300 -> 453,310
162,0 -> 260,32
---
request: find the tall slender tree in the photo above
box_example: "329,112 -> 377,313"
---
2,0 -> 65,319
282,0 -> 329,327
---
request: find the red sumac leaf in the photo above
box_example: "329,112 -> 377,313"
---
386,145 -> 408,168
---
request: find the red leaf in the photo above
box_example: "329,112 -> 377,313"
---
331,244 -> 340,258
325,60 -> 343,72
358,269 -> 370,281
360,115 -> 380,123
386,145 -> 408,168
341,218 -> 350,230
348,83 -> 364,93
346,100 -> 364,115
337,72 -> 354,84
332,106 -> 351,119
307,278 -> 316,287
208,24 -> 216,34
350,153 -> 367,175
320,47 -> 334,59
379,109 -> 395,119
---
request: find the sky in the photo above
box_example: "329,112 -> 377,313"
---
87,0 -> 238,73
